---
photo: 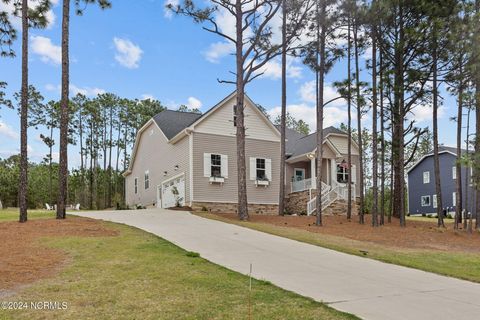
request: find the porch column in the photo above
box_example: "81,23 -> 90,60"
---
310,156 -> 316,188
331,159 -> 337,185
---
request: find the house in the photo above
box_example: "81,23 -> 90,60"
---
407,146 -> 477,216
123,91 -> 360,215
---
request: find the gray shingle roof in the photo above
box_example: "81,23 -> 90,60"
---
152,110 -> 202,140
438,145 -> 468,155
276,126 -> 347,157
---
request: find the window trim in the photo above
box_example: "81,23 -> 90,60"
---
233,105 -> 237,127
453,192 -> 457,206
144,170 -> 150,190
421,195 -> 431,207
337,164 -> 349,184
423,171 -> 430,184
452,166 -> 457,180
256,158 -> 267,181
433,194 -> 437,209
210,154 -> 222,178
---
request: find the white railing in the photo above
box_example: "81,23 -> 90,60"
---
291,178 -> 313,193
291,178 -> 332,194
307,182 -> 356,216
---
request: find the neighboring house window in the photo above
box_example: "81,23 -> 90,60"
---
423,171 -> 430,184
433,194 -> 437,209
211,154 -> 222,177
453,192 -> 456,206
421,195 -> 431,207
144,171 -> 150,189
256,158 -> 266,180
233,105 -> 237,127
337,164 -> 349,184
452,166 -> 456,180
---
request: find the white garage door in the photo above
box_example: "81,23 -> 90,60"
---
161,175 -> 185,208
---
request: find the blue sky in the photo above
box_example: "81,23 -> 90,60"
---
0,0 -> 471,167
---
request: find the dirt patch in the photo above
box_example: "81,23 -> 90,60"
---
214,213 -> 480,253
0,217 -> 118,295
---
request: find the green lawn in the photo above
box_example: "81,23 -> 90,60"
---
0,213 -> 357,320
195,212 -> 480,283
0,208 -> 54,221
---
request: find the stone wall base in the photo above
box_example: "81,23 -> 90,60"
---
285,190 -> 359,216
192,202 -> 278,215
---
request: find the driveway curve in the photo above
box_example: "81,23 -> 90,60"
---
75,209 -> 480,320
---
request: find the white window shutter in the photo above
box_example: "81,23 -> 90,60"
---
203,153 -> 211,177
265,158 -> 272,181
221,154 -> 228,178
249,157 -> 256,181
351,165 -> 357,184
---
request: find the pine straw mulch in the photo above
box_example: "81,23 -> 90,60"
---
0,217 -> 118,296
213,213 -> 480,253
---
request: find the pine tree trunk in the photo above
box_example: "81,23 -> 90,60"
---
432,25 -> 444,228
455,62 -> 463,230
235,0 -> 248,220
57,0 -> 70,219
19,0 -> 29,223
278,0 -> 287,216
379,44 -> 385,225
315,0 -> 326,226
371,19 -> 378,227
353,16 -> 364,224
108,104 -> 113,207
347,12 -> 352,220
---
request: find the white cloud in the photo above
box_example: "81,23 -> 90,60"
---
164,0 -> 179,18
141,94 -> 155,100
70,84 -> 105,97
113,37 -> 143,69
31,36 -> 61,65
267,103 -> 349,132
0,1 -> 57,29
186,97 -> 202,109
299,80 -> 345,107
0,121 -> 18,139
204,41 -> 234,63
255,57 -> 303,80
46,83 -> 105,97
407,104 -> 445,124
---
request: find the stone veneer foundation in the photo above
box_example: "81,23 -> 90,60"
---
192,202 -> 278,215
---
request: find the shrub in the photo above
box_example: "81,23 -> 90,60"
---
186,251 -> 200,258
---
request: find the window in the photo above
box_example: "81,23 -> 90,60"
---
211,154 -> 222,177
134,178 -> 138,194
421,195 -> 431,207
433,194 -> 437,208
233,105 -> 237,127
423,171 -> 430,184
256,158 -> 266,180
452,166 -> 457,180
453,192 -> 457,206
337,164 -> 349,184
144,171 -> 150,189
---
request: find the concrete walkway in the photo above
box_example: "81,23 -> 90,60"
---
75,209 -> 480,320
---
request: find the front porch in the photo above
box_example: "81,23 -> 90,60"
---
286,153 -> 357,215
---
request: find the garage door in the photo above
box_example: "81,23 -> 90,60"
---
161,175 -> 185,208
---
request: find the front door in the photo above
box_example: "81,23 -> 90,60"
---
294,168 -> 305,181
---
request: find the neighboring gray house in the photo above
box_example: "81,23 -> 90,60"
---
407,146 -> 477,216
123,91 -> 360,215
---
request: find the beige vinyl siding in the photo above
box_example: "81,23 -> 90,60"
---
125,121 -> 190,207
192,132 -> 280,204
328,135 -> 359,155
194,95 -> 279,142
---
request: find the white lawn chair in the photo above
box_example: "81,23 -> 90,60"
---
74,203 -> 80,211
45,203 -> 52,211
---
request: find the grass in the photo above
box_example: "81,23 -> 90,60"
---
0,208 -> 54,221
0,216 -> 357,320
195,212 -> 480,283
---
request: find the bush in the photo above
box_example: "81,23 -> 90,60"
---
186,251 -> 200,258
427,214 -> 433,218
201,206 -> 208,212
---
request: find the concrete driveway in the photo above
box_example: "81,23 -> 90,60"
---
75,209 -> 480,320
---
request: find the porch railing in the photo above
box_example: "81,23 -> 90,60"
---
307,182 -> 356,216
291,178 -> 313,193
